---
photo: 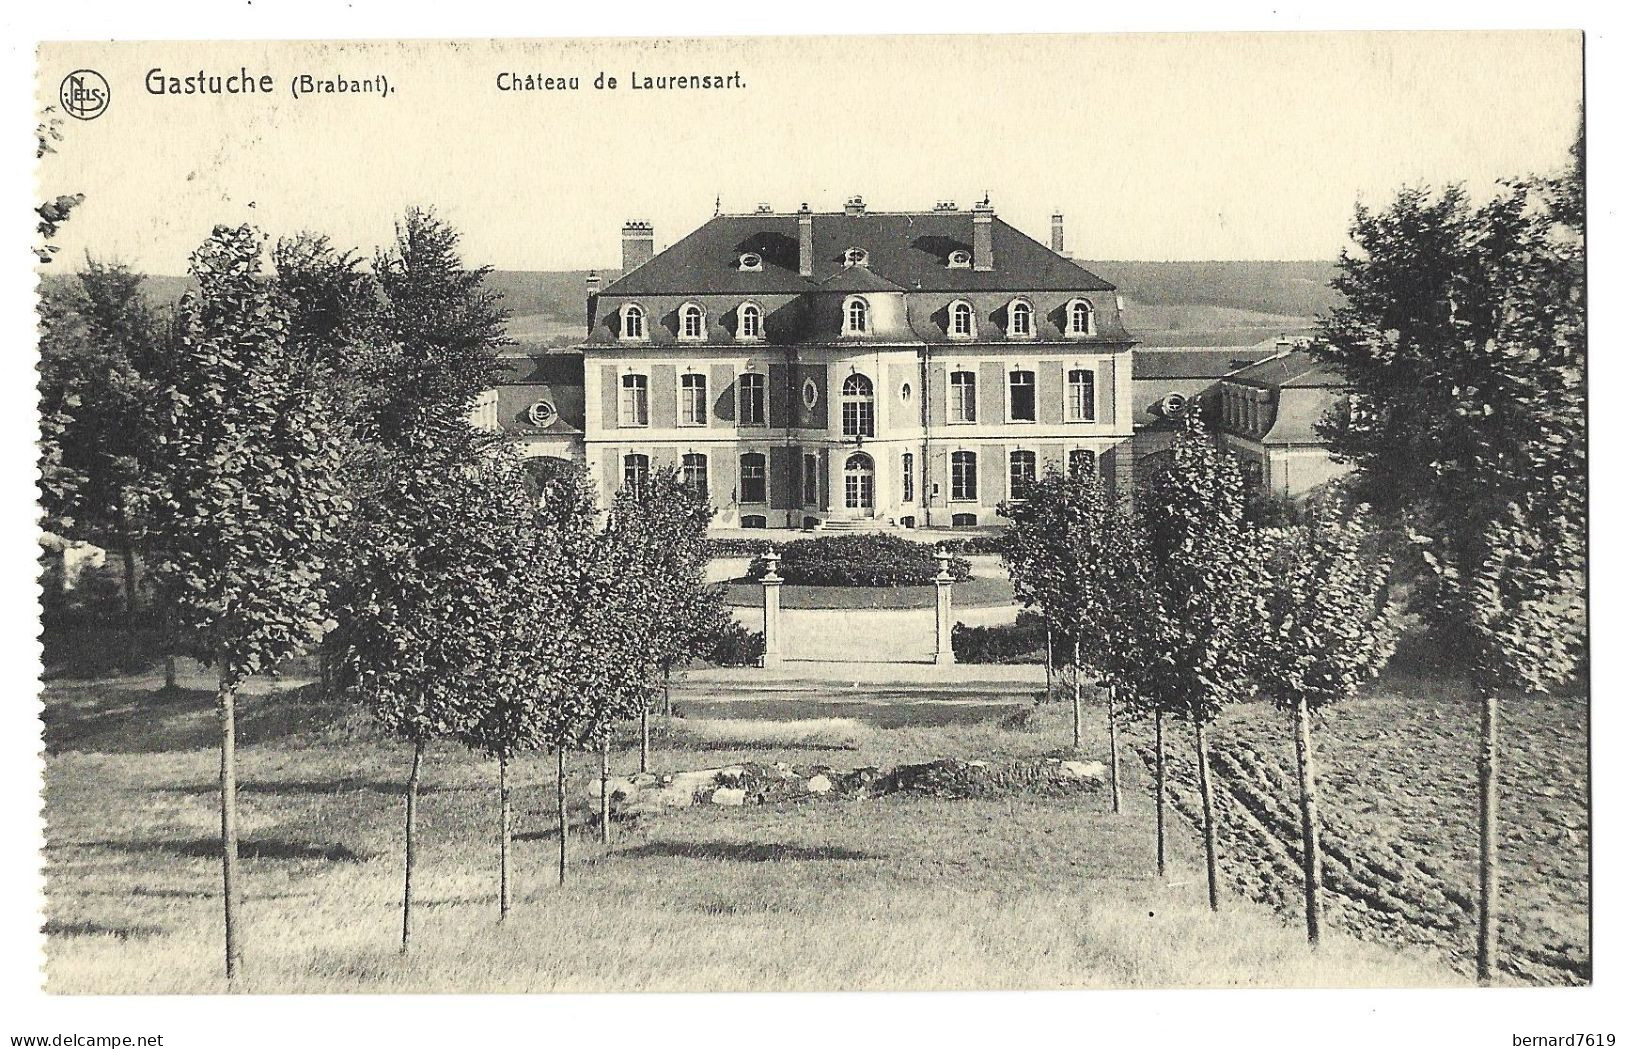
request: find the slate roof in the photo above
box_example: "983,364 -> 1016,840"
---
600,211 -> 1118,296
1133,347 -> 1281,380
1225,349 -> 1343,389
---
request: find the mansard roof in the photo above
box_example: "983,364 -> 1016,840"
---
599,210 -> 1118,297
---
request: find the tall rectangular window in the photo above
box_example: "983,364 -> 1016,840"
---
951,450 -> 978,501
619,373 -> 649,427
681,453 -> 708,495
1069,448 -> 1096,479
901,452 -> 915,503
739,453 -> 767,503
623,453 -> 649,493
680,373 -> 708,426
949,370 -> 977,423
1009,450 -> 1037,500
738,372 -> 766,426
1067,369 -> 1096,422
802,453 -> 818,506
1009,370 -> 1036,422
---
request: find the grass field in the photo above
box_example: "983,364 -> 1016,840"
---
39,669 -> 1465,994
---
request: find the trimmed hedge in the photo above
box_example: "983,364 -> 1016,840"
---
706,621 -> 765,667
745,534 -> 972,588
951,610 -> 1089,665
935,534 -> 1011,557
706,537 -> 777,558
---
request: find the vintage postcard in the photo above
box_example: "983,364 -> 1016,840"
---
18,24 -> 1594,1034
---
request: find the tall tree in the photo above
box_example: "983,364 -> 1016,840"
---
342,420 -> 524,950
1314,147 -> 1585,980
1256,501 -> 1400,943
1140,410 -> 1260,910
147,225 -> 350,982
371,207 -> 507,444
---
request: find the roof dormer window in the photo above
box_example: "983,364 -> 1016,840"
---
679,302 -> 707,342
738,301 -> 764,341
947,249 -> 971,270
843,247 -> 869,268
843,296 -> 870,337
620,303 -> 648,342
738,252 -> 763,272
1008,298 -> 1035,339
948,299 -> 976,339
1066,298 -> 1095,339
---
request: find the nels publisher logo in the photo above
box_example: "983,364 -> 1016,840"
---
60,69 -> 110,120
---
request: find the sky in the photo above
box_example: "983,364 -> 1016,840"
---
35,32 -> 1582,274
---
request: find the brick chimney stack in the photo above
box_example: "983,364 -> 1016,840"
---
585,270 -> 601,334
798,203 -> 814,277
1051,212 -> 1065,256
972,195 -> 995,272
621,221 -> 654,274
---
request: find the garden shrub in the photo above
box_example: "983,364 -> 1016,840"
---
707,537 -> 777,558
744,534 -> 972,587
951,610 -> 1050,663
707,620 -> 765,667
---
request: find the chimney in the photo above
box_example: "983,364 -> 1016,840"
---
844,195 -> 866,216
621,221 -> 654,273
585,270 -> 601,334
972,195 -> 994,272
1050,212 -> 1065,255
798,203 -> 814,278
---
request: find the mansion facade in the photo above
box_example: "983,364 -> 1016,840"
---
485,197 -> 1348,529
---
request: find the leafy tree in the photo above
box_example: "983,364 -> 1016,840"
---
371,207 -> 507,444
1140,410 -> 1260,910
1314,147 -> 1585,980
1256,501 -> 1399,943
36,261 -> 164,640
341,420 -> 526,948
1000,469 -> 1125,792
602,468 -> 724,770
146,225 -> 350,982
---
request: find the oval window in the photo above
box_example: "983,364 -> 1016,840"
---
900,382 -> 913,404
524,400 -> 558,427
803,379 -> 820,409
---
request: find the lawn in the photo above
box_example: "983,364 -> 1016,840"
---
39,670 -> 1462,993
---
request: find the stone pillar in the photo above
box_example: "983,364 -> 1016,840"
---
761,549 -> 783,668
933,547 -> 955,666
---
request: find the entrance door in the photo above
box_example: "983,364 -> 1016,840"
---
843,452 -> 875,516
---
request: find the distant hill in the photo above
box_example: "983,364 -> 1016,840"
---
40,261 -> 1339,349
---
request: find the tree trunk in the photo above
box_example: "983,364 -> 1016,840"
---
662,668 -> 673,716
1291,695 -> 1323,945
1070,640 -> 1083,750
119,534 -> 139,664
1476,686 -> 1500,984
401,739 -> 423,953
1106,684 -> 1121,815
1043,621 -> 1054,704
640,704 -> 650,774
1194,718 -> 1219,911
599,741 -> 611,845
498,755 -> 511,922
1154,707 -> 1167,879
164,654 -> 178,691
556,746 -> 567,886
216,659 -> 243,983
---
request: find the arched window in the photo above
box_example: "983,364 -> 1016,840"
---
738,372 -> 766,426
681,453 -> 709,495
844,296 -> 869,336
1067,298 -> 1094,338
844,452 -> 875,511
841,373 -> 875,438
949,300 -> 976,338
1067,368 -> 1096,422
621,303 -> 646,341
1009,450 -> 1037,500
739,452 -> 767,503
680,302 -> 706,341
739,302 -> 763,340
623,453 -> 649,493
1009,299 -> 1034,338
951,450 -> 978,501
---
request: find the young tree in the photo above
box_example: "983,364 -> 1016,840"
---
1140,410 -> 1260,910
1256,501 -> 1400,943
147,225 -> 350,981
1314,148 -> 1585,979
602,468 -> 722,772
1000,468 -> 1128,796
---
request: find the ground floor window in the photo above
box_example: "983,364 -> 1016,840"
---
739,452 -> 767,504
901,452 -> 915,503
740,514 -> 767,529
623,452 -> 649,493
1069,448 -> 1096,479
952,513 -> 978,528
844,452 -> 875,512
1009,450 -> 1037,500
951,450 -> 978,502
681,452 -> 708,495
803,453 -> 818,506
